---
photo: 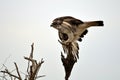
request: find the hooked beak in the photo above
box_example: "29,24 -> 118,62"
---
50,23 -> 53,27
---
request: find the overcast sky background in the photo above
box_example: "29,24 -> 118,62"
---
0,0 -> 120,80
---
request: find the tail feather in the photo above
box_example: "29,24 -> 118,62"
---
84,21 -> 104,26
96,21 -> 104,26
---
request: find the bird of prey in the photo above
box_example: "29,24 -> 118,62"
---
51,16 -> 104,60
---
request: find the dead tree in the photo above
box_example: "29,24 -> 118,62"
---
0,43 -> 45,80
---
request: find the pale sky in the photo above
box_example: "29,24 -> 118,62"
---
0,0 -> 120,80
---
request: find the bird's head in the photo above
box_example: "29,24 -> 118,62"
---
50,17 -> 63,30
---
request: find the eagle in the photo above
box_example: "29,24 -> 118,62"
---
51,16 -> 104,61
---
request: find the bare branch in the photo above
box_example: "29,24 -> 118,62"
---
24,43 -> 44,80
34,59 -> 44,80
0,69 -> 19,79
27,43 -> 34,75
30,43 -> 34,59
14,62 -> 22,80
0,43 -> 44,80
35,75 -> 46,79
